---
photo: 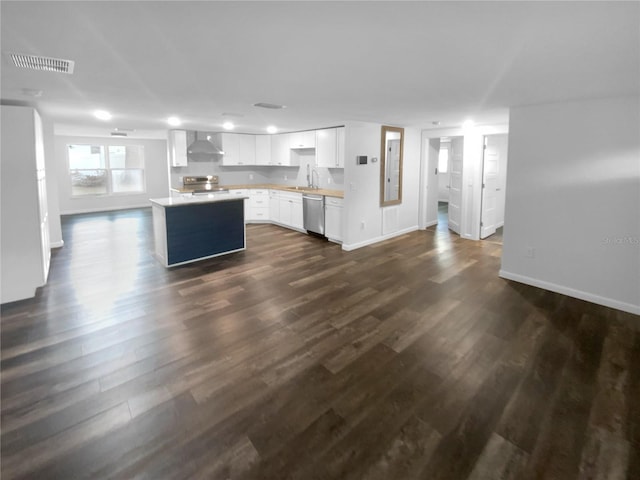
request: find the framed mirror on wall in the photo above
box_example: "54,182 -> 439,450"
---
380,125 -> 404,206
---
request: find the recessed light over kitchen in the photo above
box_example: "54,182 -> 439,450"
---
254,102 -> 286,110
167,116 -> 181,127
266,126 -> 278,134
222,121 -> 234,130
94,110 -> 112,121
462,119 -> 475,130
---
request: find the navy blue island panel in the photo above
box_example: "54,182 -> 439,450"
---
164,200 -> 245,265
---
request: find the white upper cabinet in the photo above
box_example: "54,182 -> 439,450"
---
255,135 -> 272,166
238,134 -> 256,165
222,133 -> 255,166
289,130 -> 316,149
315,127 -> 345,168
272,133 -> 298,166
168,130 -> 188,167
336,126 -> 345,168
221,133 -> 239,165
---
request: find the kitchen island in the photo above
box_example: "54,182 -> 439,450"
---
150,194 -> 248,267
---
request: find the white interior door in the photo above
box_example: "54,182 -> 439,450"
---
448,136 -> 463,234
480,134 -> 508,239
494,134 -> 509,227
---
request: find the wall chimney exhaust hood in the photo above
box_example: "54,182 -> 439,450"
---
187,132 -> 223,161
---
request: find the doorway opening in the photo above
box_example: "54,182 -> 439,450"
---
434,136 -> 463,235
479,133 -> 508,244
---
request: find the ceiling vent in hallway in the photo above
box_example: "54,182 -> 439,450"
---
8,53 -> 75,74
253,102 -> 286,110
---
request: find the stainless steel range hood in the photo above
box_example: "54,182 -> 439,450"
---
187,132 -> 224,161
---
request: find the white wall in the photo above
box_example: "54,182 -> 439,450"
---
42,116 -> 63,247
342,121 -> 420,250
500,96 -> 640,315
55,135 -> 169,214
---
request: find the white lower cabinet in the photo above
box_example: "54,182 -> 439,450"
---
291,196 -> 304,230
247,189 -> 269,222
325,196 -> 343,242
270,190 -> 303,230
228,189 -> 248,219
269,190 -> 280,222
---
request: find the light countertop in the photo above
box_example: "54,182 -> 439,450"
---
151,193 -> 248,208
171,184 -> 344,199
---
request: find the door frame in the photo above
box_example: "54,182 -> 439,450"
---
419,124 -> 509,240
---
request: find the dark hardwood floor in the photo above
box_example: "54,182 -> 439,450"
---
1,208 -> 638,480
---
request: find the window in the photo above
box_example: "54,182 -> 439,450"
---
68,144 -> 145,196
438,146 -> 449,173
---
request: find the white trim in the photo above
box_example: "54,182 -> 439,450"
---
61,204 -> 152,215
499,269 -> 640,316
50,240 -> 64,248
342,225 -> 419,251
421,219 -> 438,229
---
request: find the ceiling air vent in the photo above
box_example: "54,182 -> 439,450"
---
253,102 -> 286,110
111,132 -> 128,137
9,53 -> 75,74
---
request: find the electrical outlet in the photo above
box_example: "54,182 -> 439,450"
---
327,177 -> 331,185
350,182 -> 357,191
249,173 -> 254,180
284,174 -> 288,180
361,221 -> 365,229
525,247 -> 535,258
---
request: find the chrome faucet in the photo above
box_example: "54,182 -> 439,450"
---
311,169 -> 319,189
306,164 -> 311,188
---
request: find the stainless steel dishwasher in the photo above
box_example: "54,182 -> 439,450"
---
303,193 -> 325,236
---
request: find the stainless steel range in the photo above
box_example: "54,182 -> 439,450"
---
182,175 -> 228,194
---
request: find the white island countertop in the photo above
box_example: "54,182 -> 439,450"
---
150,193 -> 249,208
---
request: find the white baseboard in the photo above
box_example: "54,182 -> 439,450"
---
421,220 -> 438,229
50,240 -> 64,248
499,269 -> 640,316
342,225 -> 419,251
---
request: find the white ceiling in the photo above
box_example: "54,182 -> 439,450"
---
1,1 -> 638,137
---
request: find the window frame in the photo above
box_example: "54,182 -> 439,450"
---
67,143 -> 146,197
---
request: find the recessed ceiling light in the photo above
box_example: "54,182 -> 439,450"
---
223,121 -> 234,130
462,119 -> 475,129
94,110 -> 112,121
254,102 -> 286,110
167,116 -> 181,127
266,126 -> 278,134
